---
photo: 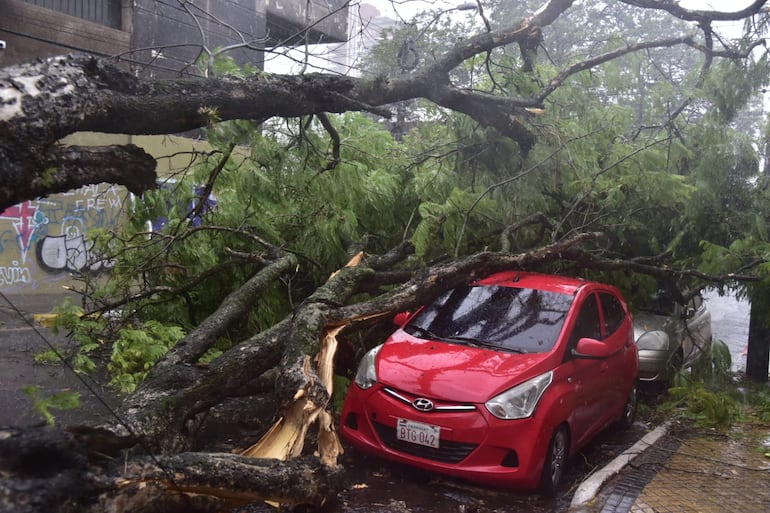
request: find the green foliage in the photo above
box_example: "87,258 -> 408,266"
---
690,338 -> 733,386
665,383 -> 743,431
412,187 -> 500,258
108,321 -> 185,393
745,387 -> 770,423
66,111 -> 426,384
33,299 -> 107,375
658,341 -> 753,431
332,374 -> 351,413
703,58 -> 769,124
60,11 -> 770,404
22,386 -> 80,426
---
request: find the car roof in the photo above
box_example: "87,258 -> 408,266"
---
473,271 -> 589,295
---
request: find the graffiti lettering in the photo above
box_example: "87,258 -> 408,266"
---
0,261 -> 32,286
74,198 -> 117,211
0,201 -> 48,264
36,217 -> 115,274
1,183 -> 125,291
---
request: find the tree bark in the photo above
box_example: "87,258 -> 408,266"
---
0,426 -> 342,513
747,290 -> 770,382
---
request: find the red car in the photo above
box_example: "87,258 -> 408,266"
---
339,271 -> 639,496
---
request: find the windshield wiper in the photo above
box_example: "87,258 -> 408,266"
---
403,324 -> 444,341
404,326 -> 526,354
442,336 -> 526,354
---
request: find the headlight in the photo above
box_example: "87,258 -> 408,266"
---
354,344 -> 382,389
485,371 -> 553,419
636,331 -> 669,351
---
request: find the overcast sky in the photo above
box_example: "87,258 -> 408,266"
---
265,0 -> 763,74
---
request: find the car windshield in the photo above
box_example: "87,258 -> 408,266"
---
405,284 -> 574,353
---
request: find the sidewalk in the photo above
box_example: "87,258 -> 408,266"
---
574,420 -> 770,513
0,292 -> 76,327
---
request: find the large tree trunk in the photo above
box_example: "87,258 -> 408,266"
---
0,426 -> 342,513
747,290 -> 770,382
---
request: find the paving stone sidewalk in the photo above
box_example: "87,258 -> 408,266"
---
597,422 -> 770,513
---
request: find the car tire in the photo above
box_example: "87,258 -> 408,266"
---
618,382 -> 638,430
539,425 -> 569,497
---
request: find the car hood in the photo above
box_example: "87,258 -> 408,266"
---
376,331 -> 554,403
633,312 -> 671,339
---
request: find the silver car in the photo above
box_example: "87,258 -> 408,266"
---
634,292 -> 712,384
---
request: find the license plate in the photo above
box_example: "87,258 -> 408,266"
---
396,418 -> 440,448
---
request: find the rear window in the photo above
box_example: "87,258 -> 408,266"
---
406,284 -> 573,353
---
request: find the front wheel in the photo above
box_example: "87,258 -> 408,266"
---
539,425 -> 569,497
618,382 -> 638,430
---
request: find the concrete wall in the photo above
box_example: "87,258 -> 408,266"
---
129,0 -> 348,77
0,134 -> 214,296
266,0 -> 348,44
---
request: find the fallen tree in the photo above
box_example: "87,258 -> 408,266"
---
2,234 -> 598,512
2,1 -> 769,511
1,231 -> 753,512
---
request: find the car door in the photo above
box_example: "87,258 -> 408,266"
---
597,291 -> 633,413
563,290 -> 607,448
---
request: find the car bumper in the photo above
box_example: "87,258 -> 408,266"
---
637,349 -> 670,381
339,383 -> 554,490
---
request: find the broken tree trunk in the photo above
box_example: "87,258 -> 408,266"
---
0,426 -> 342,513
240,253 -> 366,465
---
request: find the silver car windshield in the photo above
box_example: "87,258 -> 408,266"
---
406,284 -> 574,353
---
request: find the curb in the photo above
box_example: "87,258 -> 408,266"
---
568,420 -> 672,512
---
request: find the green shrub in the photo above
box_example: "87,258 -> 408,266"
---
108,321 -> 185,393
22,386 -> 80,426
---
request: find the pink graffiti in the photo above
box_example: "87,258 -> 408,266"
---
0,201 -> 46,264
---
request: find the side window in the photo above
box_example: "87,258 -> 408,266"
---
569,293 -> 602,351
599,292 -> 626,337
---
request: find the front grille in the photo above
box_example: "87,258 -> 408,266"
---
373,422 -> 477,464
382,387 -> 476,412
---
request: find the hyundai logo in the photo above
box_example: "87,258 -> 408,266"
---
412,398 -> 434,411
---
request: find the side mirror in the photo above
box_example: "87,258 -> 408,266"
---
393,311 -> 411,326
572,337 -> 613,359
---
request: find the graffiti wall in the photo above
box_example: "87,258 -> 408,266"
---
0,184 -> 125,294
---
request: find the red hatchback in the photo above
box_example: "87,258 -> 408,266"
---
339,271 -> 639,496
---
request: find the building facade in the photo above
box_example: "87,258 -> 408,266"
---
1,0 -> 348,73
0,0 -> 348,296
